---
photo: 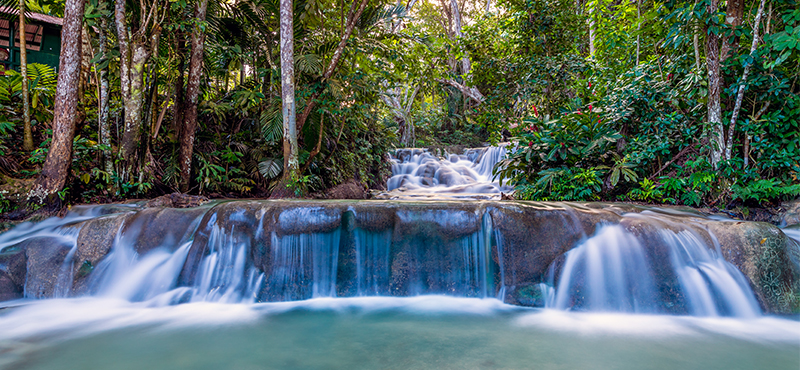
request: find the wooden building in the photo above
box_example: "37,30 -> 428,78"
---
0,7 -> 62,71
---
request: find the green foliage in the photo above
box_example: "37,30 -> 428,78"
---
195,150 -> 255,194
628,178 -> 663,202
732,179 -> 800,205
0,190 -> 12,213
515,166 -> 604,201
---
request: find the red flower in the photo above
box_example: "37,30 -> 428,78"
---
528,141 -> 534,147
533,106 -> 538,116
598,119 -> 602,123
588,82 -> 592,88
588,104 -> 593,111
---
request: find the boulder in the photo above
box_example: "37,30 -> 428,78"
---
780,198 -> 800,227
70,212 -> 132,294
23,236 -> 76,299
321,180 -> 368,200
703,220 -> 800,314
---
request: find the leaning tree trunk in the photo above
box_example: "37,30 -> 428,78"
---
178,0 -> 209,193
28,0 -> 84,204
705,0 -> 723,168
725,0 -> 767,161
279,0 -> 299,189
20,0 -> 33,152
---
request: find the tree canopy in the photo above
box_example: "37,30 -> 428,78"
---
0,0 -> 797,212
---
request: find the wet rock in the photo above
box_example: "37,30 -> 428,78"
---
489,202 -> 622,304
144,192 -> 210,208
353,206 -> 396,231
0,245 -> 27,301
321,180 -> 368,200
120,206 -> 210,256
780,198 -> 800,227
23,236 -> 76,299
703,220 -> 800,314
71,213 -> 132,294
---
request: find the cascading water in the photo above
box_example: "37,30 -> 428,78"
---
0,200 -> 798,369
545,220 -> 761,316
386,145 -> 510,195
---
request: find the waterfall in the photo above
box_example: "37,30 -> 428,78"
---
547,218 -> 762,317
0,201 -> 789,318
387,145 -> 510,194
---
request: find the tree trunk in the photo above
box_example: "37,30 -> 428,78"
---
693,27 -> 701,70
98,15 -> 113,174
720,0 -> 745,62
636,0 -> 641,65
705,0 -> 724,167
80,25 -> 93,105
172,36 -> 186,138
178,0 -> 210,193
279,0 -> 299,189
450,0 -> 470,74
588,3 -> 595,57
724,0 -> 767,160
20,0 -> 33,152
29,0 -> 84,203
119,43 -> 149,179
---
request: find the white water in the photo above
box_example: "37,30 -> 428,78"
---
0,296 -> 798,370
548,218 -> 761,317
0,203 -> 797,369
386,145 -> 510,194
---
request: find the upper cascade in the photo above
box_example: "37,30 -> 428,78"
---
386,145 -> 510,197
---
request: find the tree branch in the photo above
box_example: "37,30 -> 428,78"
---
436,78 -> 485,103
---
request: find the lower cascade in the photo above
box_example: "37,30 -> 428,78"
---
1,200 -> 800,370
1,200 -> 797,316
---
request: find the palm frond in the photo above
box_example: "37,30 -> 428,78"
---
258,157 -> 283,180
295,53 -> 322,75
260,105 -> 283,143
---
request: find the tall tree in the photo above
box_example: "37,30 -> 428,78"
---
28,0 -> 84,203
98,13 -> 113,174
178,0 -> 210,192
705,0 -> 723,167
19,0 -> 33,152
279,0 -> 298,188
